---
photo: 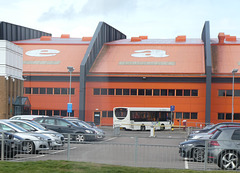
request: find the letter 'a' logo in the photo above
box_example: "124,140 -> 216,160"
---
131,49 -> 169,58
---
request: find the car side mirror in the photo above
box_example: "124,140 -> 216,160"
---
67,124 -> 72,128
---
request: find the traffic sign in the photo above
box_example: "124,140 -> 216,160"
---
67,103 -> 72,113
170,105 -> 175,111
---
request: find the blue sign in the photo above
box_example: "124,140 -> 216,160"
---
170,105 -> 175,111
67,103 -> 72,113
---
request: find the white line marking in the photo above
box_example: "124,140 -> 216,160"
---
184,158 -> 189,169
104,137 -> 117,142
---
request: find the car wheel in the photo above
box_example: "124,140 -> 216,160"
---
192,147 -> 205,162
218,151 -> 239,170
24,141 -> 35,154
75,134 -> 85,143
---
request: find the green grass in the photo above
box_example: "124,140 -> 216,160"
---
0,160 -> 236,173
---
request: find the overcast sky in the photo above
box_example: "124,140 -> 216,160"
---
1,0 -> 240,39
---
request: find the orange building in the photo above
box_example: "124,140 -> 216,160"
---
11,21 -> 240,127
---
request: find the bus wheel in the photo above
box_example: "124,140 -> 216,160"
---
141,125 -> 145,131
160,124 -> 165,130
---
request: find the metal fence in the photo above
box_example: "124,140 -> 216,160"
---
0,128 -> 239,171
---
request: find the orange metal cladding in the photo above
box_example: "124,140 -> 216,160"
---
85,82 -> 206,126
24,81 -> 80,116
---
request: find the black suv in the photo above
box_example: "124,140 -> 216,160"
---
33,117 -> 96,142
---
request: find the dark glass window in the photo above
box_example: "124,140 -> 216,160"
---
226,113 -> 232,120
146,89 -> 152,96
153,89 -> 160,96
39,110 -> 45,115
108,89 -> 114,95
176,90 -> 183,96
176,112 -> 182,119
32,110 -> 38,115
61,110 -> 67,117
94,88 -> 100,95
102,111 -> 107,117
40,88 -> 46,94
61,88 -> 68,95
46,110 -> 52,116
218,113 -> 225,120
138,89 -> 145,95
123,89 -> 129,95
108,111 -> 113,117
226,90 -> 232,96
47,88 -> 53,94
218,90 -> 226,96
191,90 -> 198,96
101,88 -> 107,95
70,88 -> 75,95
131,89 -> 137,95
184,90 -> 190,96
168,89 -> 175,96
69,111 -> 74,117
183,112 -> 190,119
116,89 -> 123,95
191,113 -> 198,119
161,89 -> 167,96
25,87 -> 31,94
54,88 -> 60,94
54,110 -> 60,116
235,90 -> 240,97
232,130 -> 240,140
32,88 -> 39,94
234,113 -> 240,120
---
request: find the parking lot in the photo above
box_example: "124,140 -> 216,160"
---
4,127 -> 224,171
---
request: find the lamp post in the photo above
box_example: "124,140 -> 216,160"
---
67,66 -> 75,117
232,68 -> 238,122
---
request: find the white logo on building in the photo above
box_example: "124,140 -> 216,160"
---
25,49 -> 60,57
131,49 -> 169,58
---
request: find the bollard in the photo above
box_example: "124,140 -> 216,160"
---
149,126 -> 155,137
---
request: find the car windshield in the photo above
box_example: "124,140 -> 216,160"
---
26,121 -> 47,131
79,121 -> 92,128
6,122 -> 28,132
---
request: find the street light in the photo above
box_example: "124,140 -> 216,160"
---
67,66 -> 75,117
232,68 -> 238,122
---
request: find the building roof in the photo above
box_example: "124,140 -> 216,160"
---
89,38 -> 205,76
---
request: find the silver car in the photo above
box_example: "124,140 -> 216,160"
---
0,120 -> 51,154
10,120 -> 65,148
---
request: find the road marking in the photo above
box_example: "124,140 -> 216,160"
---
104,137 -> 117,142
184,158 -> 189,169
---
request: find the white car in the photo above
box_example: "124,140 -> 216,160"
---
10,120 -> 65,148
10,115 -> 48,120
0,120 -> 51,154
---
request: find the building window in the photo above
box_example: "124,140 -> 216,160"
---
183,112 -> 190,119
94,88 -> 100,95
161,89 -> 167,96
168,89 -> 175,96
226,90 -> 232,96
69,88 -> 75,95
226,113 -> 232,120
116,89 -> 123,95
108,111 -> 113,117
138,89 -> 145,95
176,112 -> 182,119
218,113 -> 225,120
102,111 -> 107,117
184,90 -> 190,96
146,89 -> 152,96
61,88 -> 68,95
46,110 -> 52,116
69,111 -> 74,117
32,88 -> 39,94
191,90 -> 198,96
235,90 -> 240,97
153,89 -> 160,96
25,87 -> 31,94
108,89 -> 114,95
191,113 -> 198,119
54,110 -> 60,116
32,110 -> 38,115
101,88 -> 107,95
234,113 -> 240,120
39,110 -> 45,115
40,88 -> 46,94
61,110 -> 67,117
47,88 -> 53,94
123,89 -> 129,95
176,89 -> 183,96
131,89 -> 137,95
54,88 -> 60,94
218,90 -> 225,96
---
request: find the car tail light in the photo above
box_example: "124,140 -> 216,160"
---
209,141 -> 220,146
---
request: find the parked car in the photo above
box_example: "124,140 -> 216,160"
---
0,130 -> 17,158
188,124 -> 240,140
10,115 -> 48,120
0,120 -> 51,154
208,127 -> 240,170
65,118 -> 105,139
33,117 -> 96,142
191,122 -> 240,134
10,120 -> 65,148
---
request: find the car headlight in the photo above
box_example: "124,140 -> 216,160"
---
14,137 -> 21,142
85,130 -> 93,134
36,136 -> 45,141
50,134 -> 57,137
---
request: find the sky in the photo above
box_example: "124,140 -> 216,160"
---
1,0 -> 240,39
